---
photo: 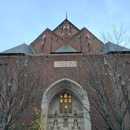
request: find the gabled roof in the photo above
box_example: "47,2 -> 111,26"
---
53,19 -> 79,32
99,42 -> 130,53
1,43 -> 34,55
55,46 -> 78,53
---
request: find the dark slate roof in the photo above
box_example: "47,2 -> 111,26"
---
55,46 -> 78,53
99,42 -> 130,53
0,43 -> 34,55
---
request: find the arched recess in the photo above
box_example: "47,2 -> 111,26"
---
41,78 -> 91,130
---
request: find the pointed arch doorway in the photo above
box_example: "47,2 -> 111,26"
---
41,78 -> 91,130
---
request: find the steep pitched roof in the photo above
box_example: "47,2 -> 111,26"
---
99,42 -> 130,53
55,46 -> 78,53
1,43 -> 34,54
53,19 -> 79,32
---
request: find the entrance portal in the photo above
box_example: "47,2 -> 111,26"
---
41,78 -> 91,130
48,92 -> 84,130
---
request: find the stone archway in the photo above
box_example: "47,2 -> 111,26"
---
41,78 -> 91,130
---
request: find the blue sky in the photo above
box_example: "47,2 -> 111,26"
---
0,0 -> 130,52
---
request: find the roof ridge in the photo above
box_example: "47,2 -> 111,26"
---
99,42 -> 130,53
55,45 -> 78,53
1,43 -> 34,54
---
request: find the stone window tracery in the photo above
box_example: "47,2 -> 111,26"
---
60,93 -> 72,113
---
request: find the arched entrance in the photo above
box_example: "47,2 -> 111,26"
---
41,78 -> 91,130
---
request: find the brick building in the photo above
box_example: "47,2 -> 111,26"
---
0,18 -> 130,130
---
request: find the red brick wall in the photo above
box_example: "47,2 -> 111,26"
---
30,20 -> 103,54
1,54 -> 130,129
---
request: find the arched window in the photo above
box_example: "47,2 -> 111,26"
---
60,93 -> 72,113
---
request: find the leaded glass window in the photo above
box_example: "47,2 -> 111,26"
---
60,93 -> 72,113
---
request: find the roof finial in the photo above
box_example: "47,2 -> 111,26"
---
66,11 -> 68,19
